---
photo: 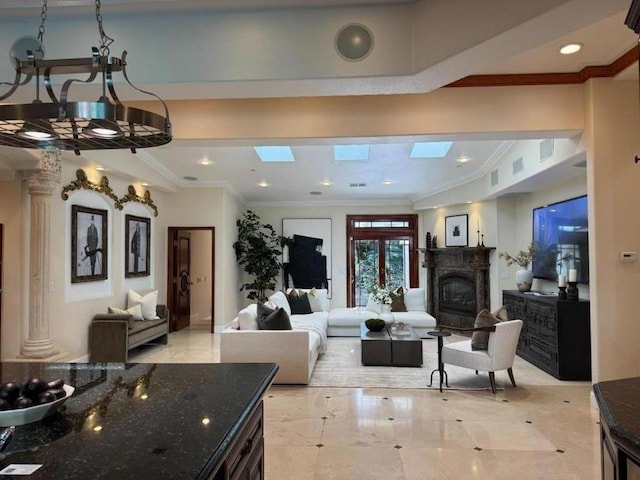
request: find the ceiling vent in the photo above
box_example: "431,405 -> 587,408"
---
512,157 -> 524,175
335,24 -> 374,62
539,139 -> 554,162
349,182 -> 367,188
491,169 -> 499,187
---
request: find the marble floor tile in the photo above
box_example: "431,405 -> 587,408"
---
315,445 -> 406,480
265,418 -> 325,445
393,419 -> 476,449
264,444 -> 319,480
400,447 -> 499,480
463,421 -> 558,451
320,416 -> 397,446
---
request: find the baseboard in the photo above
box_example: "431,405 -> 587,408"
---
590,389 -> 599,411
214,321 -> 233,333
68,354 -> 90,363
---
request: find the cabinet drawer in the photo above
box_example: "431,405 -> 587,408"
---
226,403 -> 264,480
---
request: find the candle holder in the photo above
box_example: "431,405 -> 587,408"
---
481,234 -> 485,247
566,282 -> 579,301
558,286 -> 567,300
476,229 -> 481,247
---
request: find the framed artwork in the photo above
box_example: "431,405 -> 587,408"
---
282,218 -> 332,297
125,214 -> 151,278
445,214 -> 468,247
71,205 -> 108,283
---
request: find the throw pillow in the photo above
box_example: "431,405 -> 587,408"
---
256,303 -> 292,330
286,290 -> 313,315
471,309 -> 501,351
307,288 -> 330,312
404,288 -> 426,312
109,304 -> 144,321
268,291 -> 292,316
493,305 -> 509,321
237,303 -> 259,330
127,289 -> 159,320
390,287 -> 407,312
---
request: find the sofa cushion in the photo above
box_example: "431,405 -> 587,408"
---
391,311 -> 437,328
257,303 -> 292,330
238,304 -> 259,330
365,295 -> 382,314
390,287 -> 407,312
307,288 -> 330,312
127,289 -> 159,320
268,291 -> 292,316
286,290 -> 313,315
404,288 -> 426,312
471,309 -> 501,351
328,307 -> 379,327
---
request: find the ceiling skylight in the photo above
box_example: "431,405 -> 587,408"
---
253,146 -> 295,162
334,144 -> 370,161
410,141 -> 453,158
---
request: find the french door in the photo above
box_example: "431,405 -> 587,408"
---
347,215 -> 418,307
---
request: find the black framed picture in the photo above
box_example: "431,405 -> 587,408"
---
125,214 -> 151,277
445,214 -> 468,247
71,205 -> 108,283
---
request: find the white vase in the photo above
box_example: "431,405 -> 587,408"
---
516,268 -> 534,292
379,304 -> 394,326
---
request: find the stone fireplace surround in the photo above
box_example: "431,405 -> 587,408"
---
420,247 -> 494,329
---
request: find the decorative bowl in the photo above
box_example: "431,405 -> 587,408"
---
0,384 -> 74,427
365,318 -> 386,332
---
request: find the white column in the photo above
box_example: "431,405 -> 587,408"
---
20,150 -> 62,359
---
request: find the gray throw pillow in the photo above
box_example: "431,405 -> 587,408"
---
471,309 -> 501,351
287,290 -> 313,315
390,287 -> 407,312
257,303 -> 292,330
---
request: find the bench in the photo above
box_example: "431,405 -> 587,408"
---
89,305 -> 169,362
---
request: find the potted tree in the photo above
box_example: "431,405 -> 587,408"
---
233,210 -> 288,302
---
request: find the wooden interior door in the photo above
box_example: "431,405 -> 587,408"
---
171,230 -> 191,331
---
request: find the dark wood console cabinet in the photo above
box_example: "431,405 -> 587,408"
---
502,290 -> 591,380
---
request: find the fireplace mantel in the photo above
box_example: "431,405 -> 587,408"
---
419,247 -> 495,328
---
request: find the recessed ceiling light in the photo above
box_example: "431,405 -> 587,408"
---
432,206 -> 439,209
184,176 -> 198,181
559,43 -> 582,55
382,179 -> 392,185
141,182 -> 149,187
95,166 -> 105,171
309,191 -> 322,195
456,156 -> 471,163
466,200 -> 472,204
199,159 -> 212,166
258,181 -> 269,187
321,180 -> 333,186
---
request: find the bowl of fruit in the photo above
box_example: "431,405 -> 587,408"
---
0,378 -> 74,426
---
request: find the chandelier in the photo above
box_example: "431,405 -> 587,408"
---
0,0 -> 171,154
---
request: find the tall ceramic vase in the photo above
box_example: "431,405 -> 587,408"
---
516,268 -> 534,292
379,304 -> 394,326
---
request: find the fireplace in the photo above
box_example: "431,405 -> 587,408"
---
421,247 -> 494,328
439,274 -> 476,315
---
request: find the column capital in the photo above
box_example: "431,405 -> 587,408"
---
23,149 -> 63,195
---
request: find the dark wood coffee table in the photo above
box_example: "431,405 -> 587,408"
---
360,323 -> 423,367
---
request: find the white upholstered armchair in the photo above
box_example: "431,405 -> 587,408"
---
440,320 -> 523,393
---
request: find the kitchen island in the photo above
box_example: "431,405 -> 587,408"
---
0,362 -> 278,479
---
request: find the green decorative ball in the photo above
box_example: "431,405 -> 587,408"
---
365,318 -> 386,332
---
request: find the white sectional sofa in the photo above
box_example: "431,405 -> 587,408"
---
327,288 -> 436,337
220,287 -> 436,384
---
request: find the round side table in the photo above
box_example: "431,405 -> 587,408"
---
427,330 -> 451,392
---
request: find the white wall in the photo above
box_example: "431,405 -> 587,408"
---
220,189 -> 244,330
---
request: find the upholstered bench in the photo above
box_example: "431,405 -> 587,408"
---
89,305 -> 169,362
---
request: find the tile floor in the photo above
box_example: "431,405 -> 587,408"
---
130,325 -> 601,480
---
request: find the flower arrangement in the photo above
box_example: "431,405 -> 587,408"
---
499,243 -> 537,268
371,284 -> 393,304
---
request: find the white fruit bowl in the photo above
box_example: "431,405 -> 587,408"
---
0,384 -> 75,427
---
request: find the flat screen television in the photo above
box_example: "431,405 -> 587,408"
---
532,195 -> 589,284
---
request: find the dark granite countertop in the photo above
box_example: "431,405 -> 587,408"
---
0,362 -> 278,479
594,376 -> 640,453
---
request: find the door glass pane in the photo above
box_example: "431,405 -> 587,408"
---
354,239 -> 379,307
385,238 -> 410,289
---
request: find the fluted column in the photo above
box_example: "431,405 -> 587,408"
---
20,150 -> 62,359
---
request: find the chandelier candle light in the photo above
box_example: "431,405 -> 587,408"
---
0,0 -> 172,154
